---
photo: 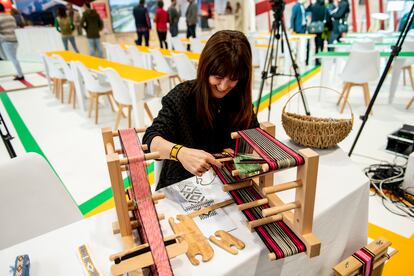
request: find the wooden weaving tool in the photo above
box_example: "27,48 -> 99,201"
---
333,238 -> 397,276
209,230 -> 245,255
101,128 -> 188,276
212,122 -> 321,261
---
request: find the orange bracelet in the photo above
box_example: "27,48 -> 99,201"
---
170,144 -> 183,161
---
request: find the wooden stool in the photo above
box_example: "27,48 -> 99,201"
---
337,82 -> 371,113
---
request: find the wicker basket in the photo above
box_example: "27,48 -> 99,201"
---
281,87 -> 354,149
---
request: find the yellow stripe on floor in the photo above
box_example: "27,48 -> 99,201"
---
368,223 -> 413,276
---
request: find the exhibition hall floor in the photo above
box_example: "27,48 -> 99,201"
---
0,60 -> 413,275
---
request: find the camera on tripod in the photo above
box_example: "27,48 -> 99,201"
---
269,0 -> 285,21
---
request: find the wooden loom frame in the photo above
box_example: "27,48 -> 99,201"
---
101,128 -> 187,276
224,122 -> 321,260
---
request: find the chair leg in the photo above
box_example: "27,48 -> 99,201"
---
114,104 -> 123,130
59,80 -> 64,103
407,96 -> 414,109
88,93 -> 94,118
71,82 -> 76,109
95,94 -> 100,124
52,78 -> 57,97
127,105 -> 132,128
362,83 -> 370,107
106,94 -> 115,112
403,67 -> 406,85
340,84 -> 351,114
408,66 -> 414,91
143,102 -> 154,123
337,82 -> 349,106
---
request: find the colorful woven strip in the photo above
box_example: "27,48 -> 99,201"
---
230,186 -> 306,259
353,247 -> 376,276
119,129 -> 173,276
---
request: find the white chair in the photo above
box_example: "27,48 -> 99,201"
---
190,38 -> 205,54
53,55 -> 76,107
0,152 -> 82,249
150,49 -> 179,90
337,50 -> 380,113
43,55 -> 66,100
75,61 -> 115,124
128,46 -> 156,96
109,44 -> 131,65
70,61 -> 87,112
351,39 -> 375,51
171,36 -> 187,52
171,53 -> 197,81
367,34 -> 383,43
402,40 -> 414,91
247,36 -> 260,68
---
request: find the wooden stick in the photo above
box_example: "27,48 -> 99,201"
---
230,132 -> 240,139
116,144 -> 148,154
247,214 -> 282,232
216,157 -> 233,162
112,128 -> 146,136
238,198 -> 268,211
262,201 -> 301,217
223,180 -> 252,192
112,214 -> 165,234
121,161 -> 151,171
127,193 -> 166,209
262,180 -> 302,194
188,199 -> 234,218
120,152 -> 160,165
232,163 -> 269,177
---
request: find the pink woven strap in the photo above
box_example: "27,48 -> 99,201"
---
119,129 -> 172,276
353,247 -> 375,276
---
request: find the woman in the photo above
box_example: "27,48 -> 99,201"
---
154,1 -> 169,49
54,7 -> 79,52
143,30 -> 259,190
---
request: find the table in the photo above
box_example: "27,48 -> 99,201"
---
316,51 -> 414,103
46,51 -> 168,128
0,146 -> 369,275
135,45 -> 200,62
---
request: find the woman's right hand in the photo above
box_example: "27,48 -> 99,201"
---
177,147 -> 223,176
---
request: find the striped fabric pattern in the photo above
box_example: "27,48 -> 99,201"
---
119,129 -> 173,276
230,186 -> 306,259
0,14 -> 18,42
353,247 -> 375,276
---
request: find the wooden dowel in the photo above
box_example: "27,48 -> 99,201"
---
121,161 -> 152,171
127,193 -> 165,210
268,253 -> 277,261
247,214 -> 282,232
238,199 -> 268,211
232,164 -> 269,177
262,180 -> 302,194
111,128 -> 146,136
112,213 -> 165,234
262,201 -> 301,217
115,144 -> 148,154
188,199 -> 234,218
120,152 -> 160,165
230,132 -> 241,139
372,250 -> 398,270
109,234 -> 181,261
223,180 -> 252,192
216,157 -> 233,162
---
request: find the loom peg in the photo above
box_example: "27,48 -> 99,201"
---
112,213 -> 165,234
223,180 -> 252,192
127,193 -> 166,209
112,128 -> 146,136
120,152 -> 160,165
232,163 -> 269,177
247,214 -> 283,232
115,144 -> 148,154
268,253 -> 277,261
238,199 -> 268,211
262,201 -> 301,217
262,180 -> 302,194
230,132 -> 241,139
121,161 -> 152,171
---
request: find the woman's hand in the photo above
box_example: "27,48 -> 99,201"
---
177,147 -> 223,176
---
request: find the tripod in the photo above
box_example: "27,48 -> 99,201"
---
348,4 -> 414,157
255,0 -> 310,119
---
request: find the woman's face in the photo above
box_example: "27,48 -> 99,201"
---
209,75 -> 239,99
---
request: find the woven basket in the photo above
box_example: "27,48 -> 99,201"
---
281,87 -> 354,149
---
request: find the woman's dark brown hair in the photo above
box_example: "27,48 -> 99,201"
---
194,30 -> 253,130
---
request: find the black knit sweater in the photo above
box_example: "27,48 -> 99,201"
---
143,80 -> 259,190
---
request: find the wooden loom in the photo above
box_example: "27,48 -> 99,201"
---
101,128 -> 188,276
216,122 -> 321,260
333,237 -> 397,276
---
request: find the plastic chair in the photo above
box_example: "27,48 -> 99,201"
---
367,34 -> 383,43
190,38 -> 205,54
70,61 -> 87,112
0,152 -> 82,249
150,49 -> 179,90
75,61 -> 115,124
53,55 -> 76,107
337,49 -> 380,113
171,53 -> 197,81
110,44 -> 131,65
351,39 -> 375,51
401,40 -> 414,91
171,36 -> 187,52
43,55 -> 66,100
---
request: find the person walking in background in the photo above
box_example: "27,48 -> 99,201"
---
168,0 -> 180,37
154,1 -> 169,49
225,1 -> 233,14
133,0 -> 151,46
67,3 -> 82,35
55,7 -> 79,52
0,3 -> 24,80
234,2 -> 243,32
11,8 -> 25,28
80,3 -> 104,57
306,0 -> 327,65
330,0 -> 349,43
324,0 -> 336,49
185,0 -> 197,50
290,0 -> 306,34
